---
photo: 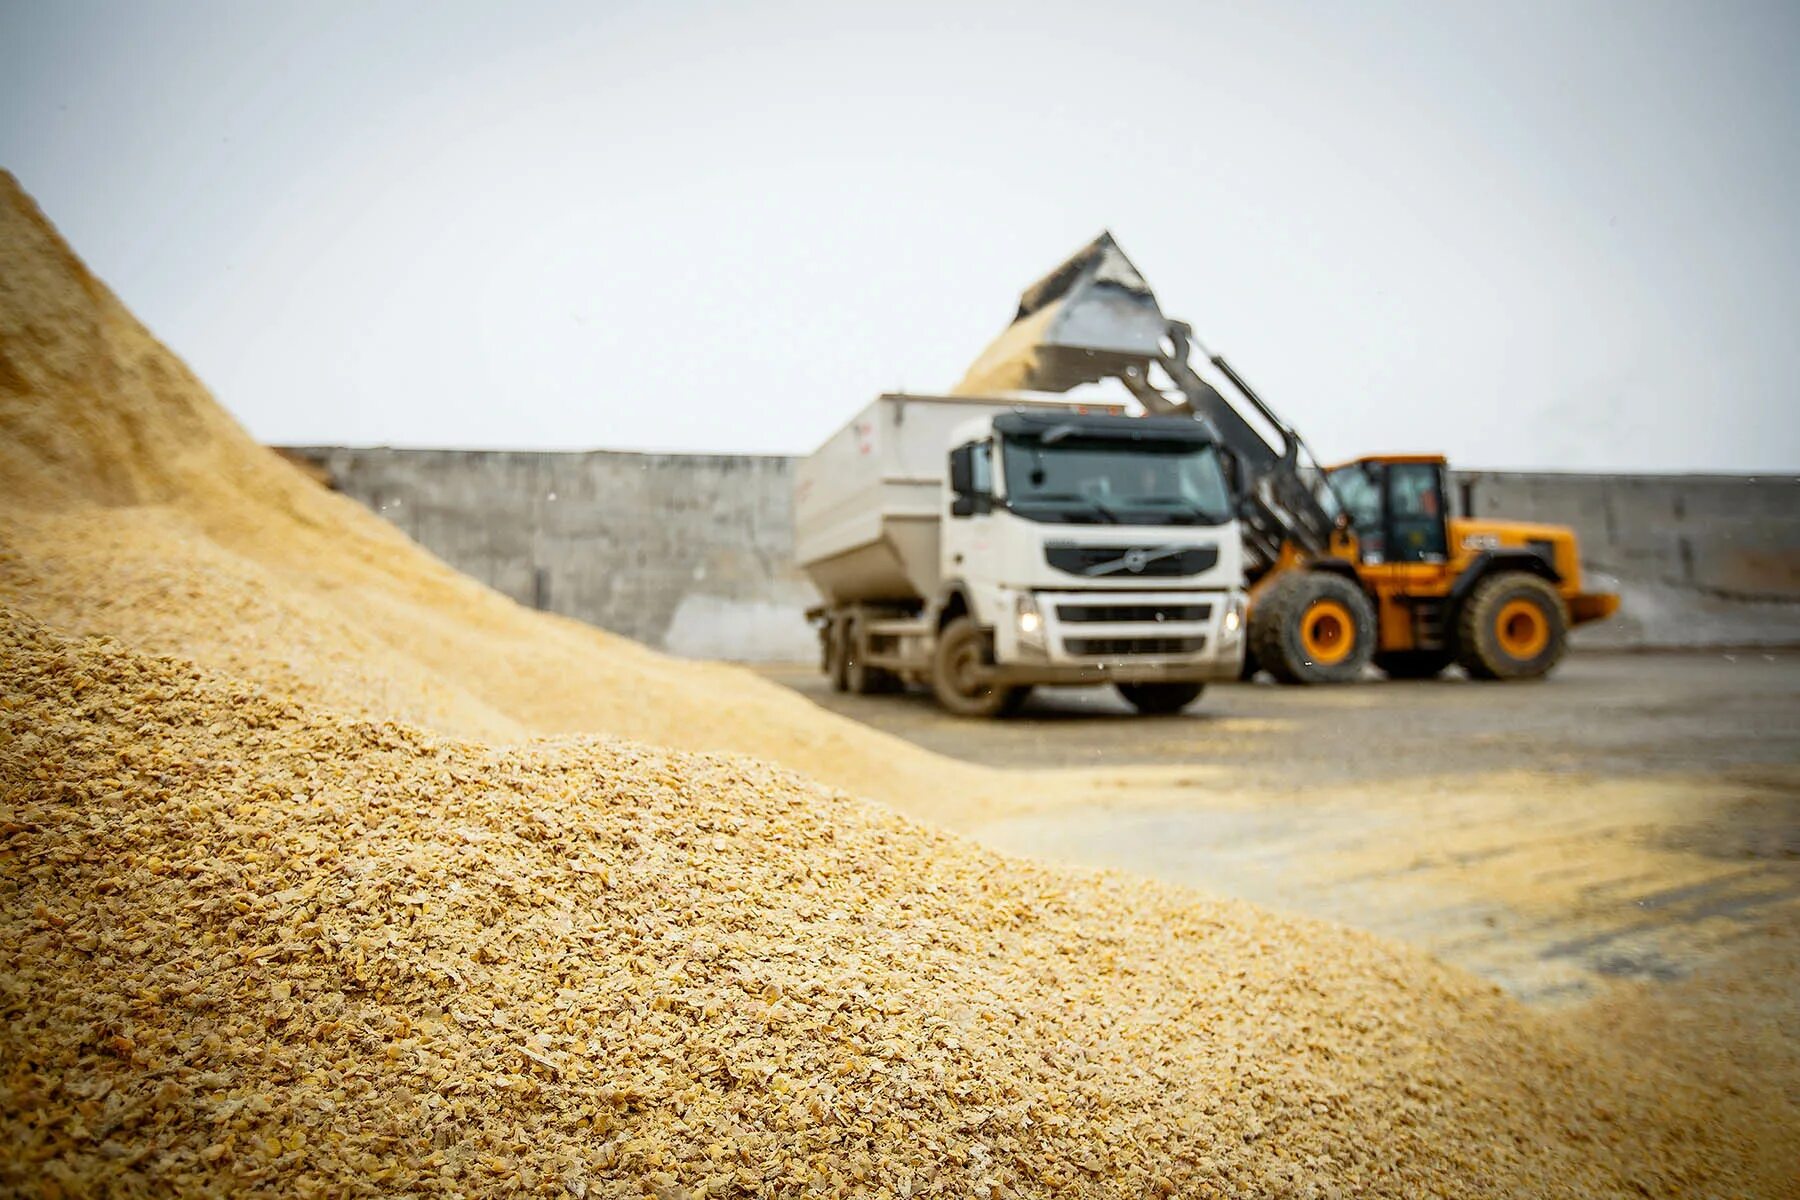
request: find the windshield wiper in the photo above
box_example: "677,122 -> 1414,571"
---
1118,496 -> 1228,525
1014,492 -> 1120,524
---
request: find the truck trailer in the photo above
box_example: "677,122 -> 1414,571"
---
795,393 -> 1247,716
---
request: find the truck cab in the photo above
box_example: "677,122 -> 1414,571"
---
796,395 -> 1246,717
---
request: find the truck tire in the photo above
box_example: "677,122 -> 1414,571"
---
1115,682 -> 1204,714
844,614 -> 900,695
1455,572 -> 1567,680
930,616 -> 1026,717
1374,650 -> 1454,680
827,618 -> 850,692
1250,571 -> 1377,685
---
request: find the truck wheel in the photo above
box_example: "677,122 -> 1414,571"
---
844,615 -> 900,695
1374,650 -> 1454,680
827,618 -> 850,692
1456,572 -> 1567,680
931,617 -> 1025,717
1250,571 -> 1377,685
1115,682 -> 1204,714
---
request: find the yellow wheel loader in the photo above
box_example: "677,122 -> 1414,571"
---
954,233 -> 1619,683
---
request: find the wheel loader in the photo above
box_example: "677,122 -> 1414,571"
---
953,233 -> 1619,683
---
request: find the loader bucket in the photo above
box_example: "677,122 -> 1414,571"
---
953,232 -> 1173,396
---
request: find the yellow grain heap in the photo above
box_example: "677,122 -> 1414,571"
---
0,172 -> 1766,1196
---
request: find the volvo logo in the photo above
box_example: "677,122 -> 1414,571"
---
1084,545 -> 1187,576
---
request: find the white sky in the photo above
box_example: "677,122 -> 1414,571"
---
3,0 -> 1797,470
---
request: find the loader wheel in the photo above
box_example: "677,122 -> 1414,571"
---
1115,682 -> 1204,714
1250,572 -> 1377,685
1456,572 -> 1567,680
931,617 -> 1027,717
1374,650 -> 1454,680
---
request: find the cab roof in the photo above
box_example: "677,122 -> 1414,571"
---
994,409 -> 1219,446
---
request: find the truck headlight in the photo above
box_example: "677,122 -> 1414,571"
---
1015,592 -> 1045,649
1220,594 -> 1245,649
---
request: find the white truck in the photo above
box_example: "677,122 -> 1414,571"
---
794,393 -> 1247,716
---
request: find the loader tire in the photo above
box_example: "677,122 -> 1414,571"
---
1115,682 -> 1204,714
931,617 -> 1027,717
1455,572 -> 1567,680
1250,571 -> 1377,685
1374,650 -> 1454,680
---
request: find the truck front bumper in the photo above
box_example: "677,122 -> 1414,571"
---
990,587 -> 1245,683
981,659 -> 1236,686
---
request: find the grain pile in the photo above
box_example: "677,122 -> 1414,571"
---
0,172 -> 1770,1196
0,162 -> 995,823
0,615 -> 1738,1198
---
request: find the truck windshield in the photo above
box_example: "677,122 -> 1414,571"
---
1001,437 -> 1232,526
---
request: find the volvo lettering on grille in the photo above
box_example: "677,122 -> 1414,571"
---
1043,542 -> 1221,578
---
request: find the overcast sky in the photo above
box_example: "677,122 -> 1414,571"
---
3,0 -> 1797,470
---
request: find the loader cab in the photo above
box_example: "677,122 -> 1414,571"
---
1323,455 -> 1450,566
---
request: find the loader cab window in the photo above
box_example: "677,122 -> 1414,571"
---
1324,463 -> 1386,561
1385,463 -> 1448,563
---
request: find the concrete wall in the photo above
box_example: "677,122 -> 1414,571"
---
283,446 -> 1800,657
285,447 -> 820,661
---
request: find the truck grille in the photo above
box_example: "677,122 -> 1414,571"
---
1044,543 -> 1219,578
1056,602 -> 1212,624
1064,635 -> 1207,657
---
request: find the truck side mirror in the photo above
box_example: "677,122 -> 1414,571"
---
947,444 -> 992,517
949,445 -> 976,496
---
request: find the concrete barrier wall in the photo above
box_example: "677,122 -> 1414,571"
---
284,447 -> 821,661
283,446 -> 1799,657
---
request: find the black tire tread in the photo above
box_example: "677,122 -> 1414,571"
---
1374,650 -> 1454,680
1115,682 -> 1205,714
827,618 -> 849,692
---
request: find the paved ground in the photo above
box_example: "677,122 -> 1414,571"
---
758,651 -> 1800,1005
759,650 -> 1800,785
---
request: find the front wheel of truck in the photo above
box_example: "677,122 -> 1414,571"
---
1115,682 -> 1204,714
931,617 -> 1027,718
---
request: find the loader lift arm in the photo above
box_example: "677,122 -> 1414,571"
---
952,232 -> 1339,579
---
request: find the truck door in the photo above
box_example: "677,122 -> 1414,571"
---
944,439 -> 997,587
